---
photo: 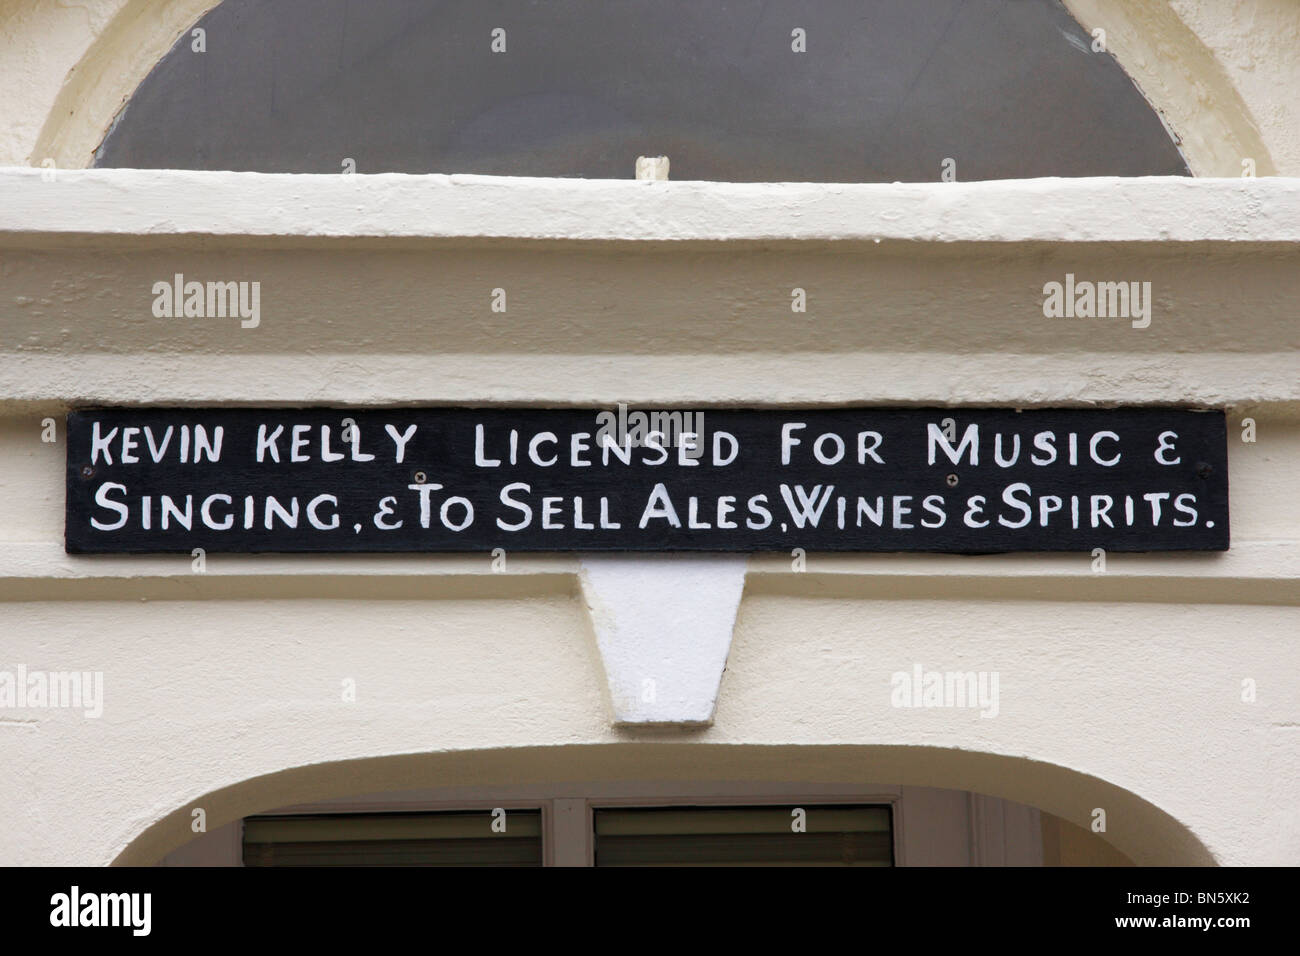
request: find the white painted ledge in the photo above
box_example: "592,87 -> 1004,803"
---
2,168 -> 1299,243
2,352 -> 1296,409
1,540 -> 1295,603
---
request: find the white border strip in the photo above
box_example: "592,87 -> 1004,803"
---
2,168 -> 1300,243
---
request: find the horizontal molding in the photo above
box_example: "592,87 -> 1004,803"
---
0,546 -> 577,601
2,168 -> 1299,243
2,352 -> 1297,409
1,541 -> 1295,604
745,543 -> 1300,606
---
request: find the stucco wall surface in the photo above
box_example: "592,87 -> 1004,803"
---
1,1 -> 1298,867
0,171 -> 1296,866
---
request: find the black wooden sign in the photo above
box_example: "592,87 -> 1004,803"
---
65,407 -> 1229,554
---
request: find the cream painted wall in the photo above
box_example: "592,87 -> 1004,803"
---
0,172 -> 1297,866
1,3 -> 1298,867
0,0 -> 211,169
3,568 -> 1292,866
1062,0 -> 1300,176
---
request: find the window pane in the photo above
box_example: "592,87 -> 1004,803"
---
243,810 -> 543,866
96,0 -> 1189,181
594,804 -> 893,866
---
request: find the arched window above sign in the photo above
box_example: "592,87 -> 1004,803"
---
94,0 -> 1190,180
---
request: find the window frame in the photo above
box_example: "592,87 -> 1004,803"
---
159,781 -> 1044,867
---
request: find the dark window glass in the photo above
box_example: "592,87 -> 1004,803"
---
594,804 -> 894,866
96,0 -> 1188,181
242,810 -> 543,866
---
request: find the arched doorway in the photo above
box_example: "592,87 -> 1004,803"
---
118,744 -> 1210,866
